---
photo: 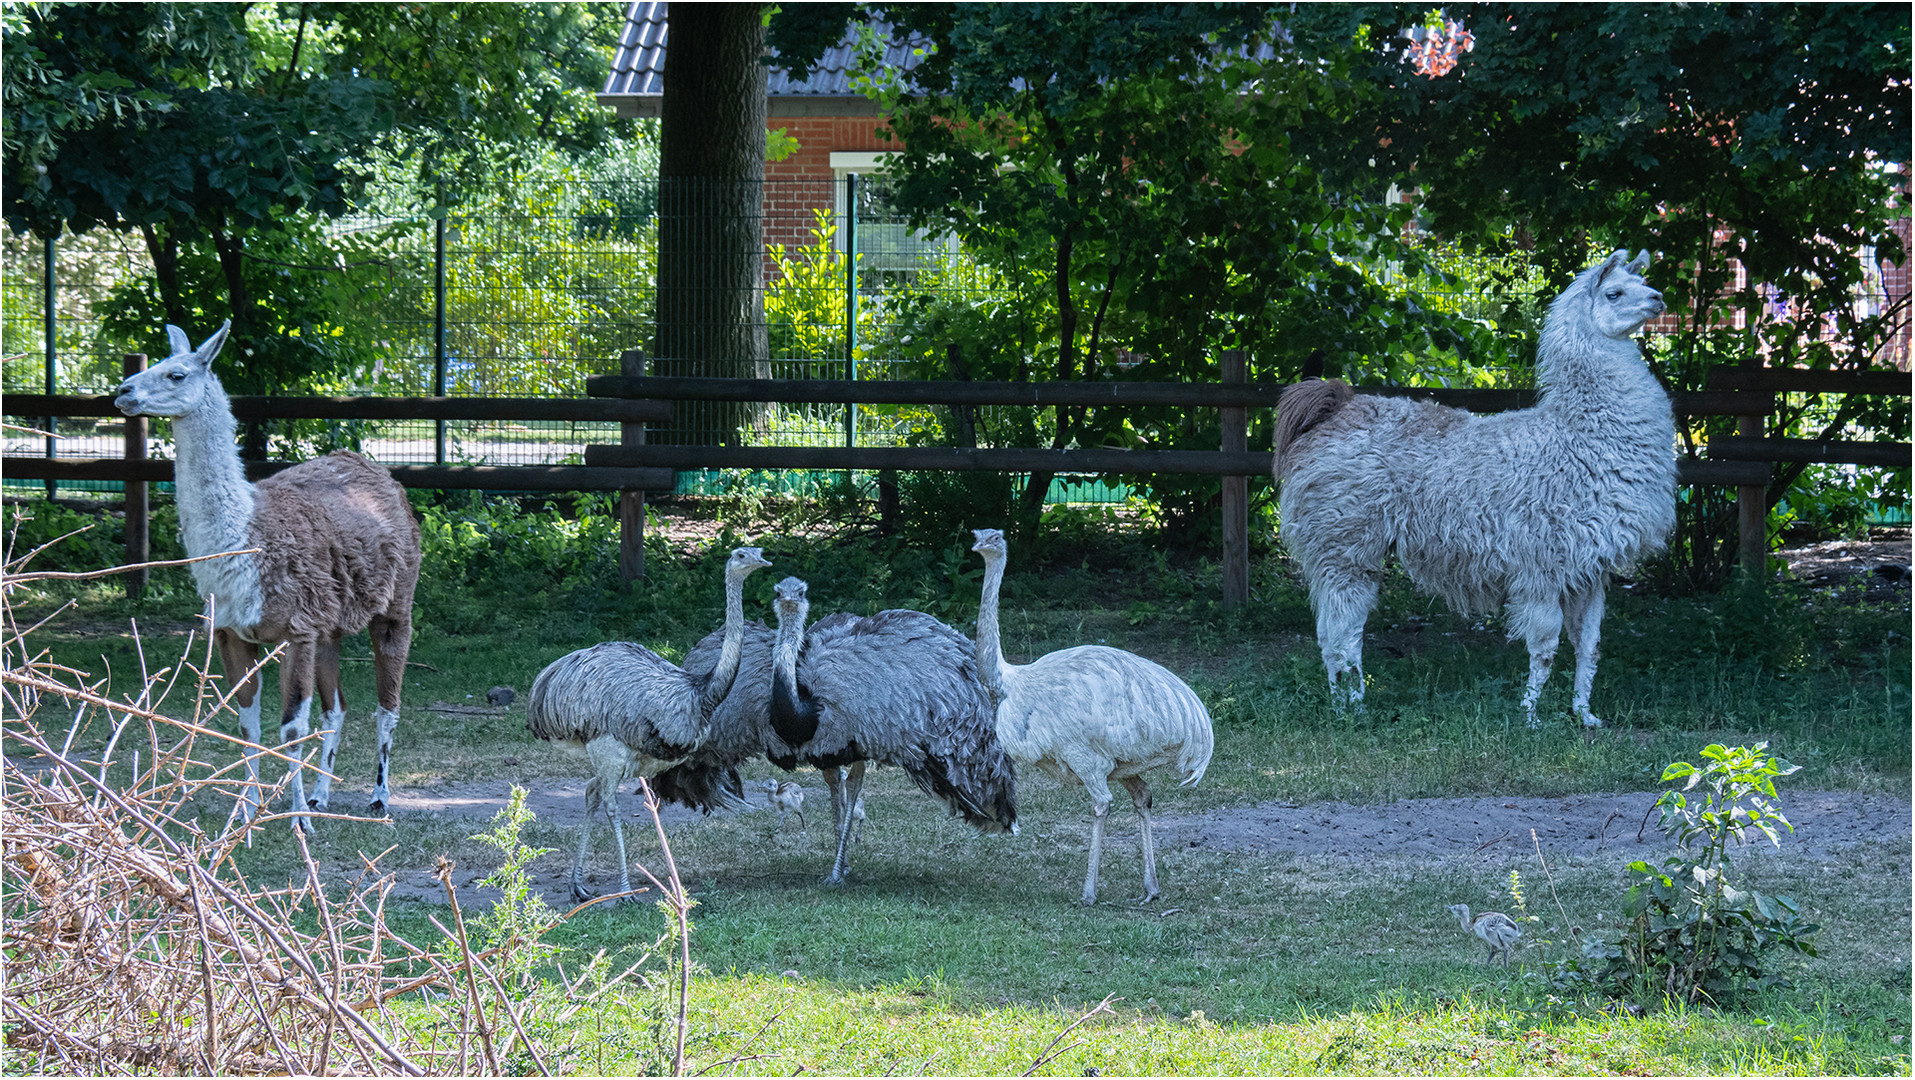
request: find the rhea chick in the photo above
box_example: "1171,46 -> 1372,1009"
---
763,779 -> 806,829
1447,903 -> 1522,968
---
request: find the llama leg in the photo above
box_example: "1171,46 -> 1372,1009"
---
309,632 -> 345,812
825,762 -> 866,886
277,640 -> 318,832
1121,775 -> 1160,904
368,612 -> 411,815
216,630 -> 264,823
1563,582 -> 1607,728
1511,594 -> 1564,730
570,776 -> 602,904
1315,571 -> 1378,710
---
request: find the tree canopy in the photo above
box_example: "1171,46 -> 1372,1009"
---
2,2 -> 630,397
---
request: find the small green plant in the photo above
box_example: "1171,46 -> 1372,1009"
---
467,786 -> 558,990
1576,742 -> 1820,1005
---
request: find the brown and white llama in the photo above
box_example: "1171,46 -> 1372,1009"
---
116,322 -> 421,830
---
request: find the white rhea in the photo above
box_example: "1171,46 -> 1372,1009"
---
762,779 -> 806,829
1274,249 -> 1676,729
114,322 -> 421,832
1447,903 -> 1522,968
971,529 -> 1215,905
767,576 -> 1017,886
526,547 -> 772,903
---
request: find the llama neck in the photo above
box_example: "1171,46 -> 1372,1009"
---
975,553 -> 1009,698
1535,323 -> 1667,427
697,570 -> 750,716
169,387 -> 257,558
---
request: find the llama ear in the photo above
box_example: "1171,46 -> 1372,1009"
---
1626,249 -> 1651,274
1594,249 -> 1628,287
165,325 -> 192,357
193,320 -> 232,369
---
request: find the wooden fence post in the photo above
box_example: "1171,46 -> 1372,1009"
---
123,353 -> 148,601
1220,349 -> 1249,610
1736,407 -> 1766,580
618,348 -> 649,584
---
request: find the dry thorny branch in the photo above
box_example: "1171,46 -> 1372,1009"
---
1,535 -> 701,1075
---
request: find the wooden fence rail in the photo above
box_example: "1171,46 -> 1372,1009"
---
6,352 -> 1906,599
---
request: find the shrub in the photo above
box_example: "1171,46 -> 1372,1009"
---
1569,742 -> 1820,1005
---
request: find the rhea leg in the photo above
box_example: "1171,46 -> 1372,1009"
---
1563,581 -> 1606,728
368,611 -> 411,815
216,629 -> 264,822
824,762 -> 866,885
1078,770 -> 1117,906
569,775 -> 603,904
309,632 -> 345,812
1121,775 -> 1160,903
277,639 -> 318,832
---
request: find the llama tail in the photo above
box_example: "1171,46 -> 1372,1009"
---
1274,377 -> 1354,479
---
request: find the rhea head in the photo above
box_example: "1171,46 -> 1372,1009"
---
970,528 -> 1007,559
726,546 -> 773,577
771,576 -> 810,626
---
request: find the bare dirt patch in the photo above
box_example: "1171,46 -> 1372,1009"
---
338,778 -> 1909,907
1776,529 -> 1911,599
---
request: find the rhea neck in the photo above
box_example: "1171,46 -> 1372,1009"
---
168,378 -> 257,557
696,566 -> 752,716
974,549 -> 1010,699
769,602 -> 818,746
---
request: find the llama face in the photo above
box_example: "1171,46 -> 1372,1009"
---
1586,250 -> 1665,339
115,321 -> 232,418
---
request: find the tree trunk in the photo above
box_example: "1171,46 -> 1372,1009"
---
655,2 -> 768,446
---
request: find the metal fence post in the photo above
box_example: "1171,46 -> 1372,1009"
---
844,172 -> 858,450
619,348 -> 649,584
434,214 -> 448,464
43,234 -> 56,498
1220,349 -> 1249,610
123,353 -> 149,600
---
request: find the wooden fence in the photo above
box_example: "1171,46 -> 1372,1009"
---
5,348 -> 1907,603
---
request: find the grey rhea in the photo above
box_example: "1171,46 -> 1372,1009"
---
525,547 -> 771,903
766,576 -> 1018,885
1447,903 -> 1522,968
114,322 -> 421,832
970,529 -> 1214,906
1274,249 -> 1677,729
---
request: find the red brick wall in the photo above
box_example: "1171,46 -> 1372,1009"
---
763,116 -> 897,254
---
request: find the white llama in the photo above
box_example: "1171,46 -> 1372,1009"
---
1274,250 -> 1676,728
116,322 -> 421,829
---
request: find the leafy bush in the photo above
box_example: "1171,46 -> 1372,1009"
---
1568,743 -> 1819,1004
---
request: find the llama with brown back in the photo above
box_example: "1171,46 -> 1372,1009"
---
1274,250 -> 1676,728
116,322 -> 421,829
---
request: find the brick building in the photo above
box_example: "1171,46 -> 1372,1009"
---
597,1 -> 931,259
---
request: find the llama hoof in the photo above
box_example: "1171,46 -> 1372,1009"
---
1579,712 -> 1606,729
367,799 -> 387,817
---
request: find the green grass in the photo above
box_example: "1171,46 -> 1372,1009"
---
5,495 -> 1909,1075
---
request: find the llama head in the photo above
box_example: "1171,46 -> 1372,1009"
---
114,321 -> 232,418
1564,249 -> 1664,340
726,546 -> 773,580
771,576 -> 810,627
970,528 -> 1007,559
